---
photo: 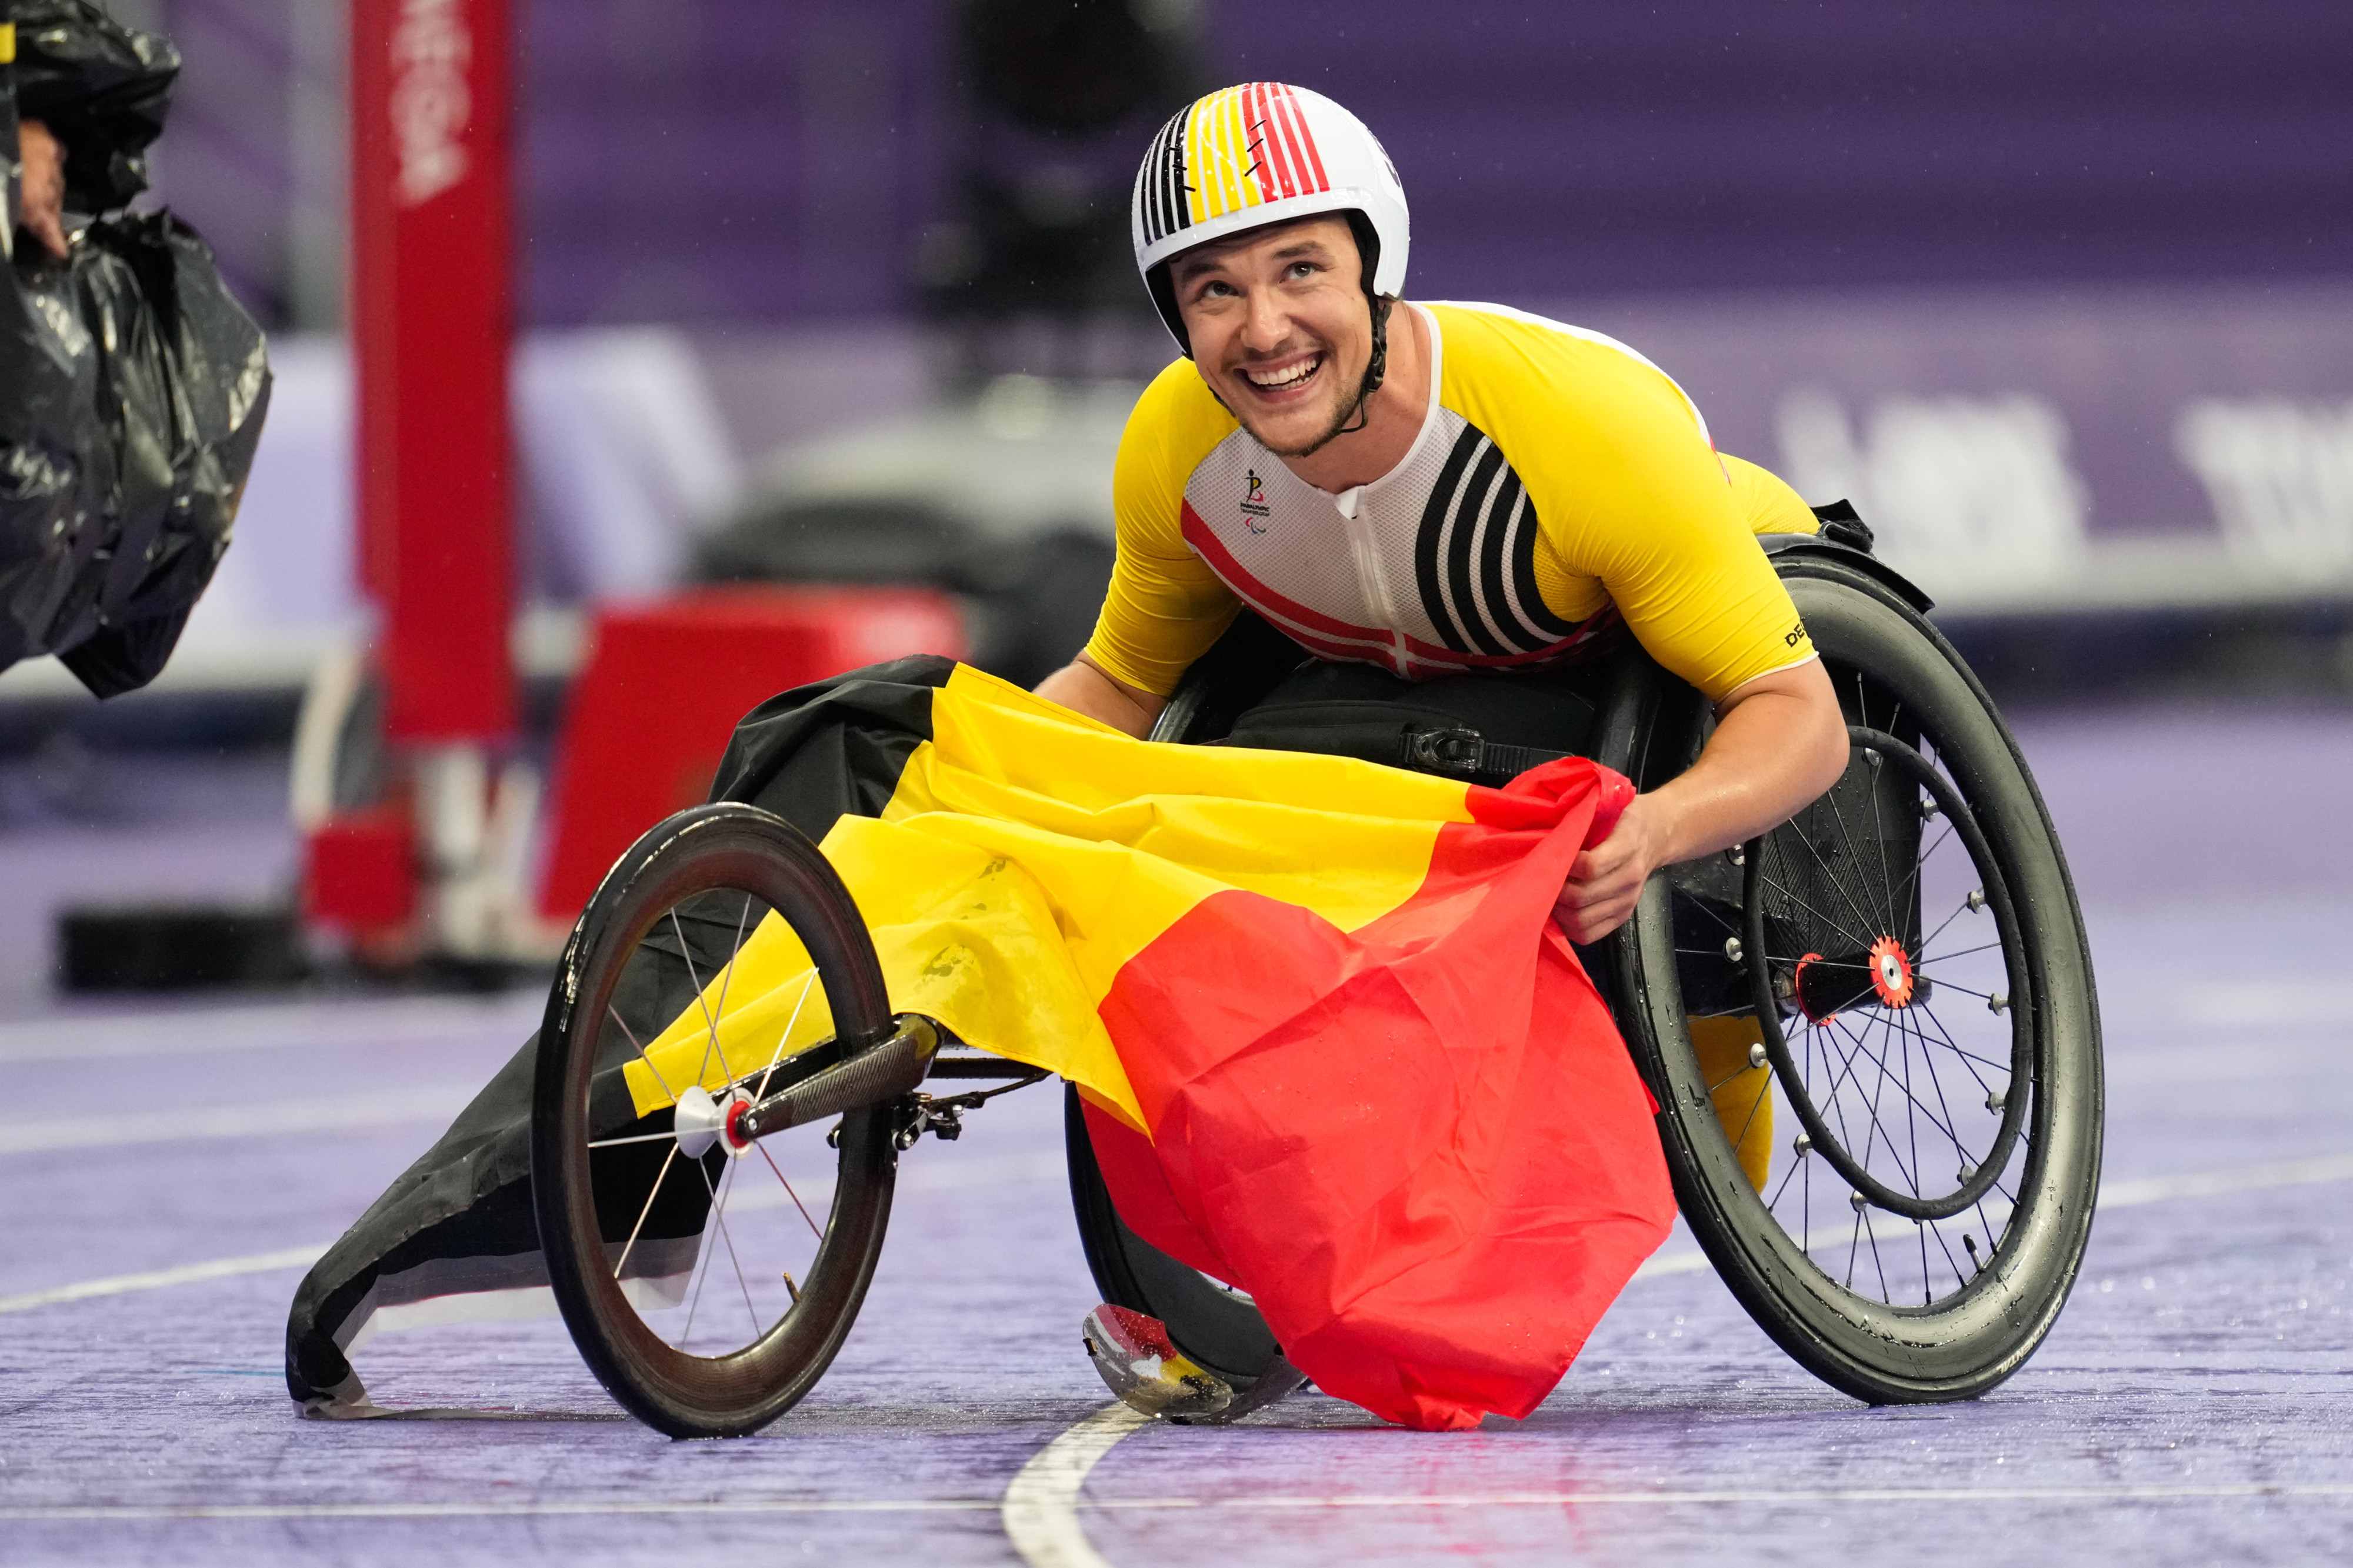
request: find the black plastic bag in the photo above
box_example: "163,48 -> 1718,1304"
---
1,5 -> 267,698
9,0 -> 178,213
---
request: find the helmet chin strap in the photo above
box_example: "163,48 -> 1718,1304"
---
1332,293 -> 1393,439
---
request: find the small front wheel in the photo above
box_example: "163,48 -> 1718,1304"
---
531,803 -> 901,1437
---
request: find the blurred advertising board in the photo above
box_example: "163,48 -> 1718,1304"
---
1568,282 -> 2353,616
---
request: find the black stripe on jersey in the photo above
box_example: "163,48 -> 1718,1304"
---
1415,426 -> 1486,654
1504,482 -> 1581,642
1446,440 -> 1514,657
1477,466 -> 1529,648
1417,424 -> 1582,658
1141,108 -> 1193,246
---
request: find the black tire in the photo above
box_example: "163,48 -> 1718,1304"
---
532,803 -> 902,1437
1605,558 -> 2103,1403
1063,1082 -> 1280,1384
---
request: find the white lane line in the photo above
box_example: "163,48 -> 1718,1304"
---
1624,1148 -> 2353,1284
0,1087 -> 473,1154
0,995 -> 543,1063
0,1500 -> 996,1521
0,1153 -> 1065,1320
0,1246 -> 328,1316
2098,1151 -> 2353,1208
9,1480 -> 2351,1524
1631,1249 -> 1711,1279
1002,1404 -> 1151,1568
1002,1146 -> 2353,1563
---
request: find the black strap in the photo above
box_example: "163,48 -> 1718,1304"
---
1402,725 -> 1573,786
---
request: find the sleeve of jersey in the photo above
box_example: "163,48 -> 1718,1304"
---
1462,334 -> 1815,703
1081,368 -> 1242,698
1722,452 -> 1821,537
1579,435 -> 1815,701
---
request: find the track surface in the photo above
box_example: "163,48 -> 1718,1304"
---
3,702 -> 2349,1566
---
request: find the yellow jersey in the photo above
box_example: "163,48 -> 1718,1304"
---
1084,301 -> 1819,703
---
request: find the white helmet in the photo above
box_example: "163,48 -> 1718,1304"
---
1130,82 -> 1410,356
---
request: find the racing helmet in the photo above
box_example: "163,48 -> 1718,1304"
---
1130,82 -> 1409,357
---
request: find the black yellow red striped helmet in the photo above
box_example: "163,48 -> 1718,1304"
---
1130,82 -> 1410,355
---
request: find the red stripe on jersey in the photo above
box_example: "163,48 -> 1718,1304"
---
1394,607 -> 1622,669
1181,500 -> 1385,643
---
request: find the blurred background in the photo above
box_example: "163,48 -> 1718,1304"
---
1,0 -> 2349,1002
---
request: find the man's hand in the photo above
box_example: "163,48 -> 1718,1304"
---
1554,793 -> 1672,944
15,119 -> 69,261
1553,656 -> 1849,946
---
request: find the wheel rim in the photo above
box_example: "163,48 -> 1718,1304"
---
538,812 -> 898,1434
1666,644 -> 2068,1322
1743,724 -> 2034,1225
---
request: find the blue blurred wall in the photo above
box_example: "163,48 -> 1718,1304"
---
521,0 -> 2353,325
155,0 -> 2353,329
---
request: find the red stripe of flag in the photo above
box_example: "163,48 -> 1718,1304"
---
1084,755 -> 1665,1432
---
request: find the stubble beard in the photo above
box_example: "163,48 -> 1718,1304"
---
1225,343 -> 1373,461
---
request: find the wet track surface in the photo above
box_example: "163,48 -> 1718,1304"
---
2,701 -> 2349,1565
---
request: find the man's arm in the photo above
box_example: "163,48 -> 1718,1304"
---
1034,651 -> 1168,739
1554,656 -> 1848,943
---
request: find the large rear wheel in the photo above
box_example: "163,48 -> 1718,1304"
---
1608,558 -> 2103,1403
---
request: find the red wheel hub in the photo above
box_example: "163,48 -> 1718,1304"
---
1868,935 -> 1917,1007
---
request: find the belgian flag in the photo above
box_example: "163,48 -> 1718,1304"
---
288,658 -> 1673,1432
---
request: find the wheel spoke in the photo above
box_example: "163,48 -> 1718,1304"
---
1884,820 -> 1959,932
1729,1070 -> 1772,1155
1821,780 -> 1896,943
1863,1205 -> 1891,1302
1828,1010 -> 1966,1154
1902,1003 -> 1983,1170
607,1003 -> 680,1106
673,907 -> 747,1092
1848,1007 -> 1918,1199
753,970 -> 821,1102
676,1171 -> 719,1351
756,1137 -> 826,1243
612,1143 -> 680,1282
1911,1001 -> 2014,1078
1911,878 -> 1978,960
701,893 -> 755,1084
1915,939 -> 2002,966
695,1153 -> 764,1341
588,1130 -> 678,1149
1757,872 -> 1878,956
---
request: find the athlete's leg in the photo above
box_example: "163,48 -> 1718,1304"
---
1687,1013 -> 1774,1193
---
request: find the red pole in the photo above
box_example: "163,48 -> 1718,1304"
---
352,0 -> 514,743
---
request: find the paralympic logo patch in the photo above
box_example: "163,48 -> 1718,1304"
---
1241,468 -> 1272,532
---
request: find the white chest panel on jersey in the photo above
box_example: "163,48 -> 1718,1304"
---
1178,406 -> 1612,679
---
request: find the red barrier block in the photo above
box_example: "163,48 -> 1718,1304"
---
303,806 -> 419,929
536,586 -> 964,919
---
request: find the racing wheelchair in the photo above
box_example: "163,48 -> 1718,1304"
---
528,527 -> 2103,1437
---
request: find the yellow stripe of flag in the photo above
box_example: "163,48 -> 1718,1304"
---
623,666 -> 1472,1130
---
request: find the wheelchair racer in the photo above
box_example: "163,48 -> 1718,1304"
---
1034,82 -> 1851,1420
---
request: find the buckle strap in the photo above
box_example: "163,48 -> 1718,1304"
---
1402,725 -> 1572,785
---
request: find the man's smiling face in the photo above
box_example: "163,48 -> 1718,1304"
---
1169,216 -> 1374,460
